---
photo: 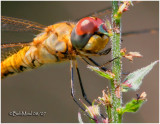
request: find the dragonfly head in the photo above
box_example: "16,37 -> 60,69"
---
71,17 -> 109,53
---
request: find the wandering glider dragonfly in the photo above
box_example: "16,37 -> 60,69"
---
3,1 -> 159,123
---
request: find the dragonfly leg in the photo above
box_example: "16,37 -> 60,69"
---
74,60 -> 92,105
86,57 -> 128,75
72,60 -> 106,119
80,57 -> 106,70
85,57 -> 107,71
70,60 -> 95,120
98,57 -> 119,67
70,60 -> 85,110
97,47 -> 111,56
75,61 -> 106,119
80,47 -> 112,71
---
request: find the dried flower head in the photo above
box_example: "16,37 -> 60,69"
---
97,89 -> 112,107
80,100 -> 108,123
139,92 -> 147,100
120,48 -> 142,61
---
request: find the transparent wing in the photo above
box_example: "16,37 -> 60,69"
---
76,1 -> 158,37
2,16 -> 46,33
2,1 -> 158,58
1,42 -> 31,48
79,1 -> 141,21
1,16 -> 45,61
122,28 -> 158,37
1,42 -> 31,61
75,6 -> 112,21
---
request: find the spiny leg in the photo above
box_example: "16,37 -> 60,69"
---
80,57 -> 106,71
75,59 -> 106,119
97,47 -> 111,56
85,57 -> 107,71
84,46 -> 118,71
83,47 -> 112,71
70,60 -> 95,120
80,57 -> 105,70
85,57 -> 128,76
97,48 -> 128,74
74,60 -> 92,105
99,57 -> 119,67
70,60 -> 85,111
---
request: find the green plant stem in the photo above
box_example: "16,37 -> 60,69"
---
106,106 -> 112,121
110,1 -> 122,123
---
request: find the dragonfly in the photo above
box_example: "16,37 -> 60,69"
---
1,9 -> 115,112
1,6 -> 158,116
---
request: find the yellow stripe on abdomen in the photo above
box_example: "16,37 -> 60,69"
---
1,46 -> 42,78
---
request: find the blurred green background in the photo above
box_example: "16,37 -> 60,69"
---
1,1 -> 159,123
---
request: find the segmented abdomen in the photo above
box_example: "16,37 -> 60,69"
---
1,22 -> 75,78
1,46 -> 40,78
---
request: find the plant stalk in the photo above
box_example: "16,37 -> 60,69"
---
110,1 -> 122,123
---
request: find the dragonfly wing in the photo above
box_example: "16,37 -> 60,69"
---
78,8 -> 158,37
75,6 -> 112,22
78,1 -> 142,21
122,28 -> 159,37
76,2 -> 157,37
1,42 -> 31,48
2,16 -> 46,33
1,42 -> 31,61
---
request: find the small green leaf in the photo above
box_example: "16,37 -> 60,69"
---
120,98 -> 146,114
87,65 -> 115,80
122,60 -> 158,92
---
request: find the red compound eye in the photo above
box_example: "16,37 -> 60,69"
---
76,17 -> 105,35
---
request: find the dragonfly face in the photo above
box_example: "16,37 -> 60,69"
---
71,17 -> 109,53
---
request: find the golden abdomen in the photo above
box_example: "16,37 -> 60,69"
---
1,22 -> 76,78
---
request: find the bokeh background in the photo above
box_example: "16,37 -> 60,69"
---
1,1 -> 159,123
